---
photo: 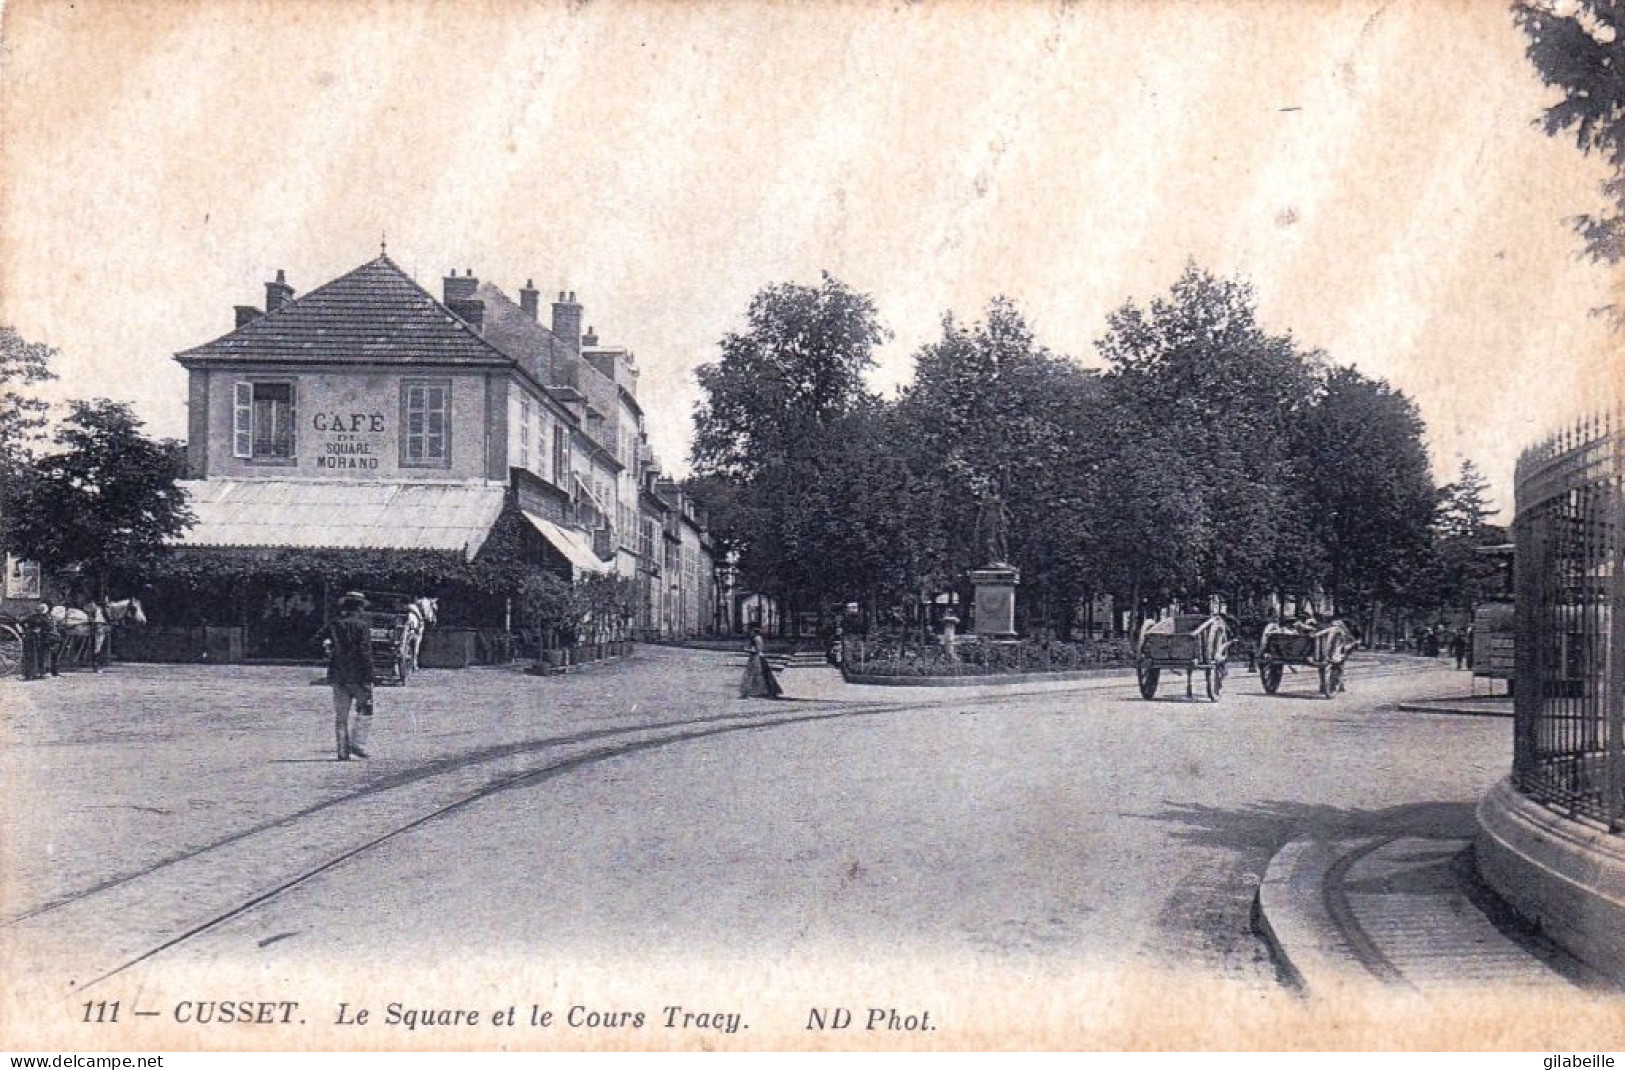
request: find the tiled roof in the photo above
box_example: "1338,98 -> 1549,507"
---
176,256 -> 511,368
172,479 -> 507,559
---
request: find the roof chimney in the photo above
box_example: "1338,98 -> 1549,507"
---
235,305 -> 262,328
448,297 -> 485,333
582,325 -> 599,348
265,269 -> 294,312
551,290 -> 583,355
519,279 -> 540,320
443,268 -> 478,305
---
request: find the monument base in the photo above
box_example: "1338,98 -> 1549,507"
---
968,564 -> 1020,638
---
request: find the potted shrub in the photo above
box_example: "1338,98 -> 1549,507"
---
517,572 -> 585,674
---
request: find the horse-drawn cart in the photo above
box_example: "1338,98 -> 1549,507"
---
350,591 -> 436,686
1257,621 -> 1357,698
0,614 -> 22,677
358,592 -> 419,686
1136,613 -> 1232,701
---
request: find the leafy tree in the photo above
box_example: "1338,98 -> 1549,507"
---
1433,458 -> 1507,611
0,326 -> 55,463
4,399 -> 193,596
1296,367 -> 1440,620
1085,407 -> 1213,621
0,327 -> 57,545
780,399 -> 936,613
1514,1 -> 1625,272
1436,459 -> 1497,539
894,298 -> 1102,628
692,273 -> 887,481
577,573 -> 638,642
690,274 -> 888,624
1095,263 -> 1326,608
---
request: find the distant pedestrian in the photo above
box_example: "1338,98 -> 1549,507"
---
83,597 -> 108,673
740,624 -> 783,699
317,591 -> 375,760
1450,629 -> 1468,670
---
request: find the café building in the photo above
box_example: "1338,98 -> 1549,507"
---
162,253 -> 630,660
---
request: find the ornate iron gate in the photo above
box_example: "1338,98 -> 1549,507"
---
1513,409 -> 1625,829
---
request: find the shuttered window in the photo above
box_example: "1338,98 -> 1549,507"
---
234,380 -> 295,461
233,382 -> 252,458
552,424 -> 569,486
519,396 -> 532,470
402,379 -> 451,467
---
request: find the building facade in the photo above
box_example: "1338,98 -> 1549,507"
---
164,254 -> 712,658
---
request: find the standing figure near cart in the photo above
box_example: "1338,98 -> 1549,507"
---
318,591 -> 375,760
21,602 -> 58,680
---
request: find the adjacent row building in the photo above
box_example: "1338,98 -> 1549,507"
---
158,253 -> 715,659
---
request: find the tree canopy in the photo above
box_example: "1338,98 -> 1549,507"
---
0,326 -> 56,466
692,273 -> 887,482
692,262 -> 1474,638
1514,0 -> 1625,266
1096,264 -> 1330,606
689,273 -> 889,613
4,399 -> 193,595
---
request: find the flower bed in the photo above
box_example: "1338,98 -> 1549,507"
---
846,636 -> 1136,678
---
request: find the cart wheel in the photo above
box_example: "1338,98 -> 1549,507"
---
0,623 -> 21,677
1206,661 -> 1225,701
1318,664 -> 1333,698
1261,663 -> 1282,694
1138,665 -> 1160,699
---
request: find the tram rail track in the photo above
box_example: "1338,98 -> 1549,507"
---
5,655 -> 1449,993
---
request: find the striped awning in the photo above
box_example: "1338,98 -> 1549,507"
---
521,510 -> 611,577
173,480 -> 507,560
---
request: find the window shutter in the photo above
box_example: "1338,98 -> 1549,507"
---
286,380 -> 298,458
233,382 -> 252,458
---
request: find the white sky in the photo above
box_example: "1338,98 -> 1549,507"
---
2,0 -> 1620,521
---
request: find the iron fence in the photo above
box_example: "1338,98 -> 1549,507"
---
1513,408 -> 1625,829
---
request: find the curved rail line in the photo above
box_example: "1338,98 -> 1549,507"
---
12,655 -> 1444,931
74,691 -> 1055,989
9,655 -> 1445,991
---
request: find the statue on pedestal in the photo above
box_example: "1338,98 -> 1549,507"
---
967,478 -> 1019,638
973,487 -> 1011,567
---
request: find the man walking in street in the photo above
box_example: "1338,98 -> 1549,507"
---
318,591 -> 375,761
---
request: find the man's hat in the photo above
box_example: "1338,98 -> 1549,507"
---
340,591 -> 368,607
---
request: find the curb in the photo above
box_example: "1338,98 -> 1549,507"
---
1254,838 -> 1375,994
1396,697 -> 1514,718
839,666 -> 1134,688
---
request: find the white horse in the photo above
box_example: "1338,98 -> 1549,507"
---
48,598 -> 146,670
402,596 -> 438,672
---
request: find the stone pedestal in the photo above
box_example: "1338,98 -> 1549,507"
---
940,611 -> 960,661
968,565 -> 1019,638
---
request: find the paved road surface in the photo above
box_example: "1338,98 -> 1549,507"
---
1,648 -> 1509,1046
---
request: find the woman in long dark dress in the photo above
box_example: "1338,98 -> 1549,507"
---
740,624 -> 783,698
